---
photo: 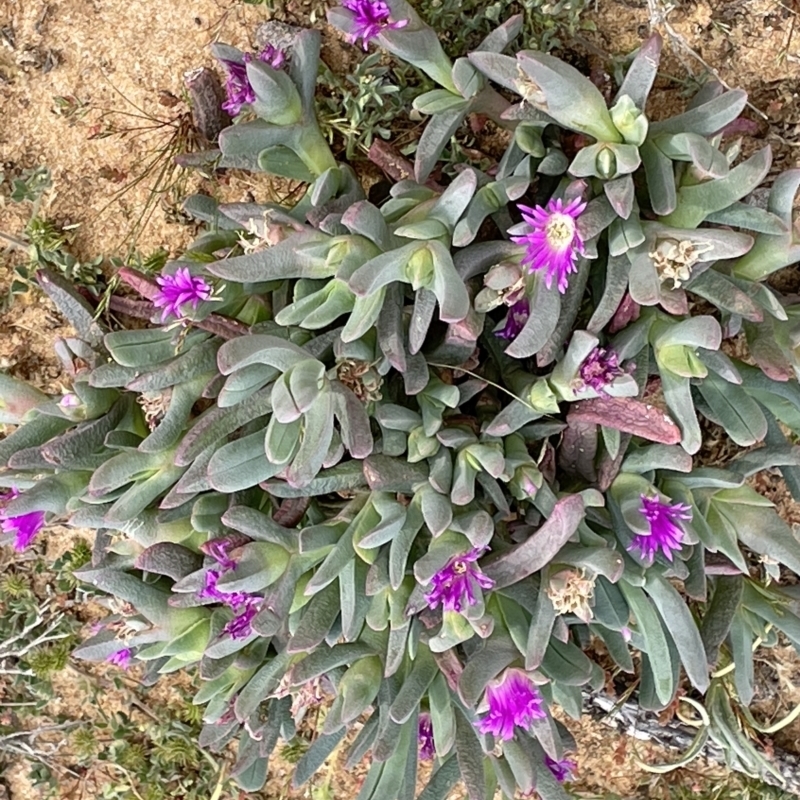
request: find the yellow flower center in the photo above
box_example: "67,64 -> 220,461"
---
453,560 -> 467,575
545,213 -> 576,250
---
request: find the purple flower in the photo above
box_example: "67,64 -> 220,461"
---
58,393 -> 80,409
224,598 -> 260,639
198,569 -> 224,601
511,197 -> 587,293
220,46 -> 287,116
259,44 -> 286,70
477,669 -> 546,741
201,537 -> 239,572
153,267 -> 212,322
579,346 -> 623,393
425,547 -> 495,613
0,488 -> 45,551
630,494 -> 692,563
107,648 -> 133,669
341,0 -> 408,49
197,569 -> 261,638
545,754 -> 577,783
220,59 -> 254,116
418,712 -> 435,760
496,298 -> 529,340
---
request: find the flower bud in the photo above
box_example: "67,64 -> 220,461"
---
510,464 -> 542,501
596,147 -> 617,180
405,247 -> 435,291
610,94 -> 649,146
529,379 -> 560,414
514,125 -> 546,158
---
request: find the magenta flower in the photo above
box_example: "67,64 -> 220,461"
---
224,598 -> 260,639
107,648 -> 133,669
630,494 -> 692,563
510,197 -> 587,293
197,569 -> 261,638
418,712 -> 435,760
201,536 -> 239,572
1,488 -> 45,551
341,0 -> 408,49
220,59 -> 254,116
545,754 -> 577,783
58,393 -> 80,409
496,298 -> 530,340
198,569 -> 224,602
579,346 -> 623,393
220,45 -> 287,116
259,44 -> 286,70
425,547 -> 495,613
477,669 -> 546,741
153,267 -> 212,322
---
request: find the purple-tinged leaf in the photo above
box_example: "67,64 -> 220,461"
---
484,494 -> 584,589
559,418 -> 597,482
568,396 -> 681,445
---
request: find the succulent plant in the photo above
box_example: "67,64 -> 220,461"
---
4,6 -> 800,798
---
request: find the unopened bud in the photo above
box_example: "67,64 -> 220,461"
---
610,94 -> 648,146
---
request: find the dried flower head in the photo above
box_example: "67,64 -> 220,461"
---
496,298 -> 530,340
153,267 -> 212,322
341,0 -> 408,49
578,346 -> 623,393
546,568 -> 596,623
337,359 -> 383,403
425,547 -> 495,613
650,238 -> 712,288
289,678 -> 328,725
137,390 -> 172,431
1,488 -> 45,551
631,494 -> 692,563
511,197 -> 587,293
514,67 -> 546,107
477,669 -> 546,741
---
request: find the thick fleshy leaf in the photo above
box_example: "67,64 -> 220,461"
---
661,147 -> 772,229
649,88 -> 747,137
615,33 -> 662,107
695,372 -> 767,447
644,571 -> 709,692
483,495 -> 584,588
619,581 -> 675,706
135,543 -> 203,580
504,275 -> 561,359
414,104 -> 470,184
516,51 -> 621,142
567,397 -> 681,444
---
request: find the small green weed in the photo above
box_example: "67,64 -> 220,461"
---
318,53 -> 422,159
1,167 -> 106,307
417,0 -> 594,57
